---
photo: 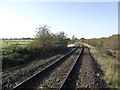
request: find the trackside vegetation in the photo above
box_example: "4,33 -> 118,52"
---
2,25 -> 70,71
80,34 -> 119,88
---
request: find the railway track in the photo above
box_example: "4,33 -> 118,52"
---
59,46 -> 84,89
10,46 -> 84,89
2,54 -> 65,89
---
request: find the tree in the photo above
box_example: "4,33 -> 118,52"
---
32,25 -> 68,51
52,32 -> 68,48
69,35 -> 77,44
80,38 -> 86,43
33,25 -> 53,49
72,35 -> 75,40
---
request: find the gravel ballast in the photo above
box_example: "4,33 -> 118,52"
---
2,54 -> 63,89
37,48 -> 80,89
2,47 -> 107,89
76,47 -> 107,88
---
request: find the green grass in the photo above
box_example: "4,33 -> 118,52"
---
0,40 -> 33,48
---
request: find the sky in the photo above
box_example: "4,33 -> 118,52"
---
0,1 -> 118,39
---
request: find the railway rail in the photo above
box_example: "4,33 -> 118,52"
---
2,54 -> 64,89
37,47 -> 83,89
9,45 -> 84,90
60,47 -> 84,89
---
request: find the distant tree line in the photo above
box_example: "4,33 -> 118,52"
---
2,37 -> 34,40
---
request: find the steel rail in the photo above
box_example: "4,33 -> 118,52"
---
11,46 -> 79,90
59,46 -> 84,89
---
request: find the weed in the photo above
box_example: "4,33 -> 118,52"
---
90,48 -> 119,88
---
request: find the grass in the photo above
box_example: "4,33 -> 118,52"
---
0,40 -> 33,48
80,35 -> 119,88
89,47 -> 119,88
83,34 -> 119,50
81,42 -> 119,88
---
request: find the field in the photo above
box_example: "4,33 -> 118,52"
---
0,39 -> 33,49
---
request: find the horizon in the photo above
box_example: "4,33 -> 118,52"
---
0,2 -> 118,39
1,34 -> 119,40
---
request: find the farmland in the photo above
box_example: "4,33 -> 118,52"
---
0,39 -> 33,49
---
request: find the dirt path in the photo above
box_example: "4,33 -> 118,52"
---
76,47 -> 107,88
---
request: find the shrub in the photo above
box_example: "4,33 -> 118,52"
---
2,25 -> 69,70
105,50 -> 113,57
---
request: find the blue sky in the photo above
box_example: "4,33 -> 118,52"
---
0,2 -> 118,39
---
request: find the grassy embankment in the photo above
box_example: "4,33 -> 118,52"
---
80,34 -> 119,88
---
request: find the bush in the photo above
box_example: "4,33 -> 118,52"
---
32,25 -> 68,50
105,50 -> 113,57
2,45 -> 69,70
2,46 -> 40,70
2,25 -> 69,70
